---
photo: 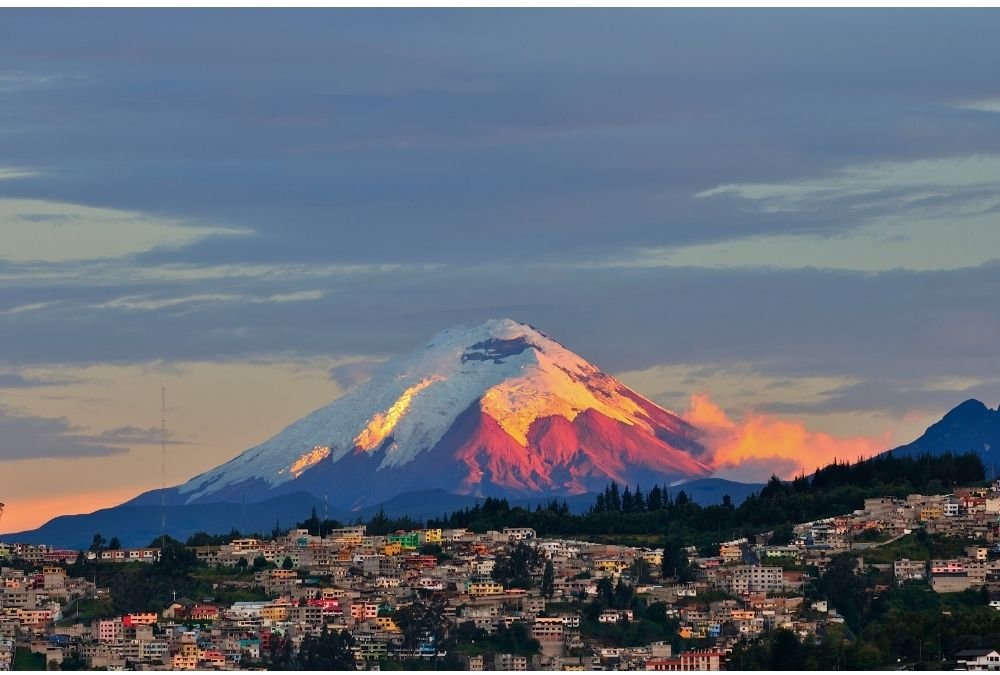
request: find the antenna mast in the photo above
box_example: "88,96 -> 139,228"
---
161,386 -> 166,553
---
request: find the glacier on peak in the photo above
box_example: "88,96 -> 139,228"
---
177,318 -> 702,504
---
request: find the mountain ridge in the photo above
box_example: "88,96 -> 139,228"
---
3,478 -> 765,550
887,398 -> 1000,463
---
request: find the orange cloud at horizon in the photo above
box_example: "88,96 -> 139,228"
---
0,486 -> 146,536
685,393 -> 892,480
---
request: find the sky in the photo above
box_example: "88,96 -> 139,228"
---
2,9 -> 1000,533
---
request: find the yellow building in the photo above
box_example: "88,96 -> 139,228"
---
383,542 -> 403,556
420,529 -> 443,545
261,605 -> 289,622
373,616 -> 400,632
594,559 -> 628,574
640,551 -> 663,567
720,543 -> 743,562
920,506 -> 944,521
467,582 -> 505,597
327,526 -> 366,546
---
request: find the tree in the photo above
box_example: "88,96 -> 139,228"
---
632,558 -> 654,584
771,522 -> 796,546
769,628 -> 804,670
107,536 -> 121,551
282,556 -> 294,570
491,542 -> 539,588
298,627 -> 356,670
89,533 -> 107,554
609,482 -> 622,512
394,601 -> 449,655
596,577 -> 615,607
647,485 -> 664,511
154,536 -> 199,571
633,485 -> 646,512
622,486 -> 634,513
613,578 -> 634,609
661,537 -> 693,583
235,557 -> 249,572
541,560 -> 555,599
268,632 -> 293,669
252,555 -> 269,571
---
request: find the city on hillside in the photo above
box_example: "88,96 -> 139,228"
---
5,457 -> 1000,671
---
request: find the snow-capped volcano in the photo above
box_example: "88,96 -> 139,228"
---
177,319 -> 711,508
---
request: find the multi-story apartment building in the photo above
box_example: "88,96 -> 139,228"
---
646,649 -> 724,671
467,582 -> 505,597
531,617 -> 565,641
894,558 -> 927,583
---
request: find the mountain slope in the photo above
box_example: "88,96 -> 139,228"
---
4,492 -> 338,550
176,318 -> 711,509
889,399 -> 1000,463
7,479 -> 766,550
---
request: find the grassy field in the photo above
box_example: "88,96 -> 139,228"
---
580,534 -> 663,547
56,597 -> 116,626
12,648 -> 45,671
855,533 -> 978,565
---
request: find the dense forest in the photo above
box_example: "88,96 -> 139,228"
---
419,452 -> 981,548
271,451 -> 988,552
731,551 -> 1000,670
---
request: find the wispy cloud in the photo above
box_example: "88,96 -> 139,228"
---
0,407 -> 126,461
0,300 -> 62,316
0,198 -> 250,264
0,167 -> 38,181
85,425 -> 191,446
93,289 -> 325,312
951,98 -> 1000,114
609,155 -> 1000,272
695,155 -> 1000,213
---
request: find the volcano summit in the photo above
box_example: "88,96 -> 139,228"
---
170,319 -> 711,509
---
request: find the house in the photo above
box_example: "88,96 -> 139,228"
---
956,649 -> 1000,670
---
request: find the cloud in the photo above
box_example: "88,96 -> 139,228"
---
613,155 -> 1000,272
0,407 -> 126,461
763,376 -> 1000,417
0,198 -> 249,263
0,408 -> 193,462
952,98 -> 1000,114
328,359 -> 388,390
0,300 -> 62,316
694,155 -> 1000,210
684,393 -> 892,482
86,425 -> 191,446
0,167 -> 38,181
0,372 -> 76,389
93,289 -> 325,312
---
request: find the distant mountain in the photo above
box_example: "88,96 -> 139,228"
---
165,318 -> 711,509
7,479 -> 764,550
888,399 -> 1000,464
351,478 -> 763,521
670,477 -> 765,506
5,492 -> 339,550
